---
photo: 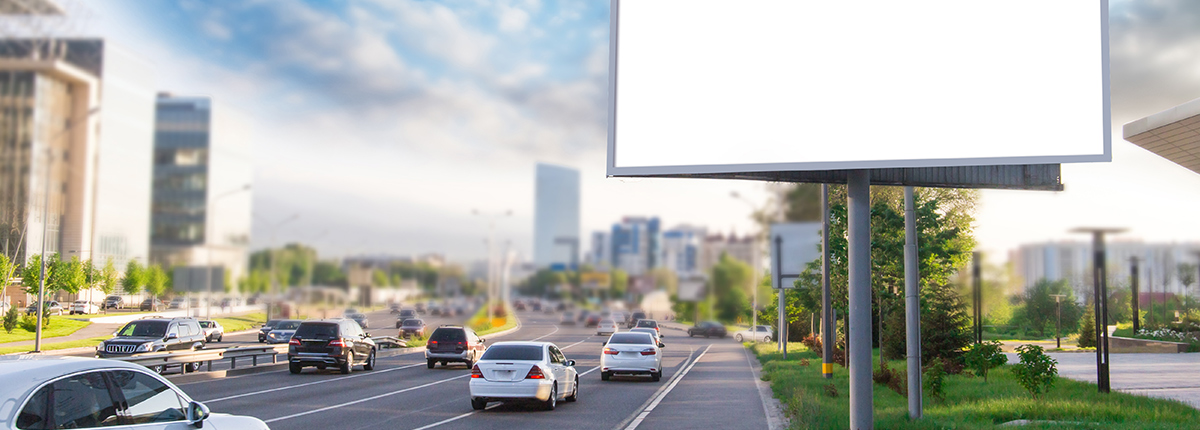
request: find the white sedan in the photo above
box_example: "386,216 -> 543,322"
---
469,341 -> 579,411
601,332 -> 663,382
69,300 -> 101,315
733,325 -> 774,343
596,319 -> 619,336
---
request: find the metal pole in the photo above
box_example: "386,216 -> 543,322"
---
1096,233 -> 1111,393
847,170 -> 872,430
34,145 -> 52,353
774,235 -> 786,358
903,186 -> 921,419
1130,258 -> 1140,334
821,184 -> 833,379
973,252 -> 982,344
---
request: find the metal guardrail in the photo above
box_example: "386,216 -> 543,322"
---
109,336 -> 406,374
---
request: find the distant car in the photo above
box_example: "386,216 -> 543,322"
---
514,300 -> 526,311
259,319 -> 284,342
688,321 -> 727,338
199,320 -> 225,342
349,313 -> 369,329
577,311 -> 590,323
288,319 -> 377,374
97,317 -> 207,373
469,341 -> 579,411
168,297 -> 187,309
597,319 -> 619,336
560,312 -> 576,325
453,306 -> 466,316
343,308 -> 359,316
426,325 -> 487,368
220,297 -> 239,307
139,298 -> 163,312
103,295 -> 124,309
628,311 -> 647,328
733,325 -> 774,343
2,355 -> 270,430
585,314 -> 602,327
399,318 -> 427,338
602,331 -> 664,381
25,301 -> 63,316
611,312 -> 627,326
396,309 -> 419,328
265,319 -> 303,344
531,301 -> 542,311
69,300 -> 101,315
415,303 -> 427,314
389,303 -> 402,313
634,319 -> 660,335
429,305 -> 443,316
629,328 -> 662,345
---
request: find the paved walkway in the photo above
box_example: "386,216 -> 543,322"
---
1004,351 -> 1200,409
0,319 -> 120,349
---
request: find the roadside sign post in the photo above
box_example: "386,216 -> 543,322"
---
1130,258 -> 1140,334
821,184 -> 834,380
1072,228 -> 1125,394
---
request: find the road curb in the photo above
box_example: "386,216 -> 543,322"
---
744,345 -> 788,430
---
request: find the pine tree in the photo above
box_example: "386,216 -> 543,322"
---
922,282 -> 973,364
1078,304 -> 1096,348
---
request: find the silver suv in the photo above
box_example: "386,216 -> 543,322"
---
3,355 -> 268,429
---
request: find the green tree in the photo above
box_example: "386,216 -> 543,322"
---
55,256 -> 87,295
121,260 -> 145,296
1078,304 -> 1096,348
1179,263 -> 1197,298
611,269 -> 629,298
711,253 -> 752,322
964,340 -> 1007,382
144,265 -> 166,299
372,269 -> 389,287
0,254 -> 14,285
3,305 -> 18,333
20,254 -> 46,295
921,282 -> 973,364
99,258 -> 119,296
1012,279 -> 1082,337
313,261 -> 347,287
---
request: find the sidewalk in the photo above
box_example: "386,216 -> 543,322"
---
0,320 -> 119,349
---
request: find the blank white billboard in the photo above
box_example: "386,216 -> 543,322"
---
608,0 -> 1110,176
770,222 -> 822,288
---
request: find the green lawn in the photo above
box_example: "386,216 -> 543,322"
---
749,343 -> 1200,429
468,304 -> 519,337
0,317 -> 91,344
0,336 -> 109,355
213,313 -> 266,333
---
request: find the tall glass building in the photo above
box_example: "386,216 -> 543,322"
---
534,163 -> 580,269
150,95 -> 252,283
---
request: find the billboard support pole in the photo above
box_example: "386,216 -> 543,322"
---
774,235 -> 786,359
847,170 -> 873,429
821,184 -> 833,379
904,186 -> 922,419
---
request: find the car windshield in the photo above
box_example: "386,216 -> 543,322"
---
199,321 -> 213,328
757,326 -> 770,332
118,321 -> 168,337
403,319 -> 424,327
637,321 -> 657,328
481,345 -> 544,361
295,323 -> 339,339
264,320 -> 282,328
277,320 -> 302,330
631,329 -> 657,338
106,296 -> 120,301
601,319 -> 616,325
609,333 -> 653,344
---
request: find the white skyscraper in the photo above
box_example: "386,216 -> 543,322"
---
534,163 -> 580,268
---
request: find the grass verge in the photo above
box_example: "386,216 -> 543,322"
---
213,312 -> 266,333
0,336 -> 109,355
0,317 -> 91,344
468,304 -> 518,337
749,343 -> 1200,429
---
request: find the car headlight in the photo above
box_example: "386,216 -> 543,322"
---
136,342 -> 154,352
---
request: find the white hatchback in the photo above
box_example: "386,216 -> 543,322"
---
69,300 -> 100,315
600,332 -> 664,382
596,319 -> 619,336
469,341 -> 579,411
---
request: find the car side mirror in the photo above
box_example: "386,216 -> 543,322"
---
601,341 -> 606,346
186,401 -> 210,427
166,333 -> 178,340
659,342 -> 665,348
480,338 -> 486,343
566,359 -> 576,367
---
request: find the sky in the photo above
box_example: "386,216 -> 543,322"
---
22,0 -> 1200,264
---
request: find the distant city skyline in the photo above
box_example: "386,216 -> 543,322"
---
36,1 -> 1200,265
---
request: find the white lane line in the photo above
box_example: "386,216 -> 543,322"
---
623,344 -> 711,430
202,362 -> 426,403
531,325 -> 560,341
412,365 -> 603,430
264,374 -> 472,424
579,365 -> 601,376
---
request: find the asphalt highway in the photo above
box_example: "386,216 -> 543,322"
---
172,311 -> 772,430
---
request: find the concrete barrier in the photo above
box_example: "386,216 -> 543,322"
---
1109,335 -> 1189,353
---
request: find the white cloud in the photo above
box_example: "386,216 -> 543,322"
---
497,5 -> 530,33
200,19 -> 231,40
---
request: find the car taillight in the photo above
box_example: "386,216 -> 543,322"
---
603,348 -> 619,355
329,339 -> 346,347
526,366 -> 546,379
430,340 -> 438,346
471,365 -> 483,378
641,348 -> 657,356
288,338 -> 301,346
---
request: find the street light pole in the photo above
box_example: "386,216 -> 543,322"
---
730,191 -> 762,342
473,209 -> 511,319
1050,294 -> 1065,349
1130,257 -> 1140,334
1071,227 -> 1125,394
204,185 -> 251,319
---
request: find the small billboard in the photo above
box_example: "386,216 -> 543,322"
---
770,223 -> 822,289
677,277 -> 706,302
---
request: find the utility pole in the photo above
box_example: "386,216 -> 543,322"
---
821,184 -> 833,380
973,252 -> 982,344
903,186 -> 921,419
1072,227 -> 1125,394
1050,294 -> 1066,349
847,170 -> 873,430
1130,257 -> 1140,334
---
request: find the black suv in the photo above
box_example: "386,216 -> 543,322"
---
288,319 -> 377,374
425,325 -> 486,368
96,317 -> 206,371
628,311 -> 647,328
395,309 -> 418,328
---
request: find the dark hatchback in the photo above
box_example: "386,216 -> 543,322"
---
399,318 -> 427,338
288,319 -> 377,374
687,321 -> 727,338
425,325 -> 486,368
259,319 -> 283,342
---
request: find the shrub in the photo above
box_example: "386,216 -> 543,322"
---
801,334 -> 822,354
964,340 -> 1007,382
823,383 -> 838,398
873,359 -> 908,397
1012,344 -> 1058,400
1078,305 -> 1096,348
923,358 -> 947,403
3,306 -> 18,334
922,282 -> 972,366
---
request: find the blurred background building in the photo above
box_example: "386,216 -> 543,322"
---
661,225 -> 705,277
608,216 -> 660,276
533,162 -> 579,269
1013,241 -> 1200,298
149,94 -> 252,282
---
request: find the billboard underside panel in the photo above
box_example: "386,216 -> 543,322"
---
607,0 -> 1109,188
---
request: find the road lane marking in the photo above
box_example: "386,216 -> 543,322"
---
202,362 -> 427,403
263,374 -> 472,424
531,325 -> 560,341
411,365 -> 603,430
623,344 -> 711,430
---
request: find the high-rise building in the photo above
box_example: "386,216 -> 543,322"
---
150,94 -> 253,282
610,216 -> 660,275
533,163 -> 580,268
662,225 -> 706,276
701,232 -> 759,275
587,230 -> 611,270
0,38 -> 155,273
1012,241 -> 1200,298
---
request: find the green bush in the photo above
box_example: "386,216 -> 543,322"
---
923,358 -> 947,403
1078,305 -> 1096,348
964,340 -> 1007,382
3,306 -> 18,334
1012,344 -> 1058,400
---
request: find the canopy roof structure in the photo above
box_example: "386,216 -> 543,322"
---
1124,96 -> 1200,176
